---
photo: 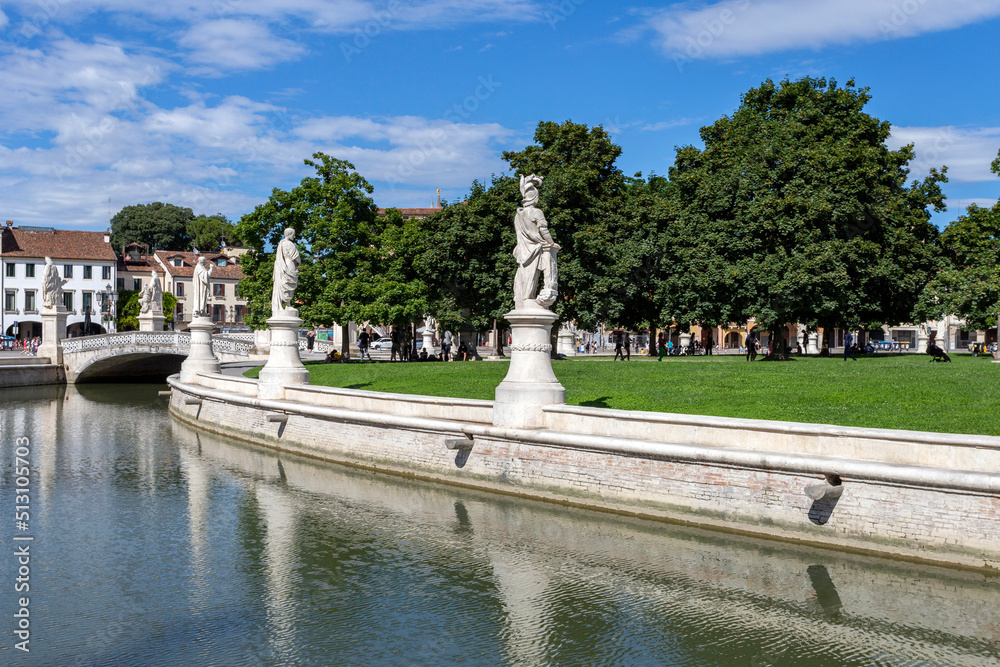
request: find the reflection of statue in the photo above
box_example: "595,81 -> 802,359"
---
41,256 -> 66,309
140,270 -> 163,314
512,174 -> 560,310
271,228 -> 300,315
192,257 -> 213,318
423,314 -> 436,332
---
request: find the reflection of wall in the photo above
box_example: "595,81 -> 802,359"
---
175,422 -> 1000,660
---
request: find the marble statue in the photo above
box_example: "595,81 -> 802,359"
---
140,270 -> 163,314
192,256 -> 214,318
512,174 -> 560,310
41,256 -> 66,309
271,227 -> 300,315
423,314 -> 436,332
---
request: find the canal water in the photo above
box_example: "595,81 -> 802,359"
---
2,383 -> 1000,666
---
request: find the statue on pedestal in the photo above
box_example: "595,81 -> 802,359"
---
41,256 -> 66,309
271,228 -> 300,315
513,174 -> 560,310
192,257 -> 214,318
423,314 -> 436,332
140,270 -> 163,315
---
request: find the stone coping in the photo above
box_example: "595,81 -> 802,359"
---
543,403 -> 1000,449
287,381 -> 494,409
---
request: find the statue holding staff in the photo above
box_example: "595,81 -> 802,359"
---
271,228 -> 300,315
140,270 -> 163,314
512,174 -> 560,310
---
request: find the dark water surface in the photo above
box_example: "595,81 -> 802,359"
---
1,384 -> 999,666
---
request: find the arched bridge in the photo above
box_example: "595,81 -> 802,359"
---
61,331 -> 253,383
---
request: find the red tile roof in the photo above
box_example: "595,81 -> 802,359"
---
1,227 -> 117,262
377,207 -> 442,219
155,250 -> 245,280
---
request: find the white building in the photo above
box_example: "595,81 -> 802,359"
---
1,222 -> 118,339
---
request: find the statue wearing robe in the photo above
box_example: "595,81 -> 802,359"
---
512,174 -> 560,310
41,257 -> 65,309
192,257 -> 213,318
271,228 -> 300,315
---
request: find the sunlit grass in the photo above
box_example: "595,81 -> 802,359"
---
245,353 -> 1000,435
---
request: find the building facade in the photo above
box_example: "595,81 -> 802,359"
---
1,222 -> 118,339
154,249 -> 247,329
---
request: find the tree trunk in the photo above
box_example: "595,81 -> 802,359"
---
493,319 -> 504,357
995,312 -> 1000,361
764,326 -> 789,360
340,323 -> 350,361
648,325 -> 656,357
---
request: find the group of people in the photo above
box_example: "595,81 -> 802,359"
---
4,337 -> 40,355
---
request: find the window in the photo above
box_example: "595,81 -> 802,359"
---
235,283 -> 241,299
172,258 -> 183,267
116,278 -> 125,292
25,290 -> 36,313
234,305 -> 245,323
128,250 -> 139,261
82,292 -> 92,314
213,283 -> 225,298
216,258 -> 227,267
4,290 -> 16,312
63,291 -> 74,311
212,304 -> 225,323
64,264 -> 73,279
83,265 -> 93,279
132,278 -> 142,291
25,263 -> 35,278
175,282 -> 184,297
175,303 -> 184,320
102,266 -> 111,280
5,264 -> 14,278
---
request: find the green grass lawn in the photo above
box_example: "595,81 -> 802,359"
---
245,353 -> 1000,436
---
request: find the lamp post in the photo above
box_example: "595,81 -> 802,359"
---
100,283 -> 118,334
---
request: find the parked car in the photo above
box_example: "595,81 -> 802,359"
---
369,337 -> 393,350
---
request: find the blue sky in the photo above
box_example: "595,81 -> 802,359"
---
1,0 -> 998,231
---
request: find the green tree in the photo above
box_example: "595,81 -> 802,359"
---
236,153 -> 429,352
667,77 -> 946,358
187,214 -> 243,252
110,203 -> 194,252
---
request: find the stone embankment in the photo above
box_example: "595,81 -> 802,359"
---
0,355 -> 65,388
168,370 -> 1000,571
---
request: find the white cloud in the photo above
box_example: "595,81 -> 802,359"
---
0,9 -> 8,29
177,20 -> 306,72
649,0 -> 1000,60
948,198 -> 999,211
888,126 -> 1000,183
642,118 -> 698,131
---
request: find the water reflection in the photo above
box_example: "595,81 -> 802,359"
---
1,384 -> 999,666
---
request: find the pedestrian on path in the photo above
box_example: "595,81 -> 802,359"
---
844,331 -> 857,361
657,331 -> 668,361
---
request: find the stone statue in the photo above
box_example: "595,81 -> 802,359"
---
41,256 -> 66,309
192,256 -> 213,318
140,270 -> 163,314
512,174 -> 560,310
423,314 -> 436,332
271,227 -> 300,315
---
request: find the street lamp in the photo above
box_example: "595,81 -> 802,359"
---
100,283 -> 118,334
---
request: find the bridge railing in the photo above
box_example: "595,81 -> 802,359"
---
62,331 -> 192,354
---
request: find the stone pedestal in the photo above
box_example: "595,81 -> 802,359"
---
493,307 -> 566,429
138,311 -> 165,332
253,328 -> 271,354
258,310 -> 309,400
679,331 -> 692,350
38,305 -> 67,364
917,330 -> 929,354
807,332 -> 820,355
557,326 -> 576,356
422,329 -> 437,356
180,317 -> 221,383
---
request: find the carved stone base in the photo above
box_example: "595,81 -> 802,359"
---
493,307 -> 566,429
258,310 -> 309,400
807,332 -> 820,355
39,305 -> 67,364
180,317 -> 221,383
679,332 -> 691,350
422,330 -> 437,356
557,326 -> 576,356
138,311 -> 165,332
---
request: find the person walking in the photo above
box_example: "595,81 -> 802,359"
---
705,334 -> 714,356
613,330 -> 624,361
306,329 -> 316,352
746,332 -> 758,362
390,327 -> 402,362
624,332 -> 632,361
657,331 -> 668,361
359,329 -> 371,360
844,330 -> 857,361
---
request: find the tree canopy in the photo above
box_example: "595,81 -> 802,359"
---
666,77 -> 945,352
236,153 -> 428,330
187,214 -> 243,252
110,202 -> 194,252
